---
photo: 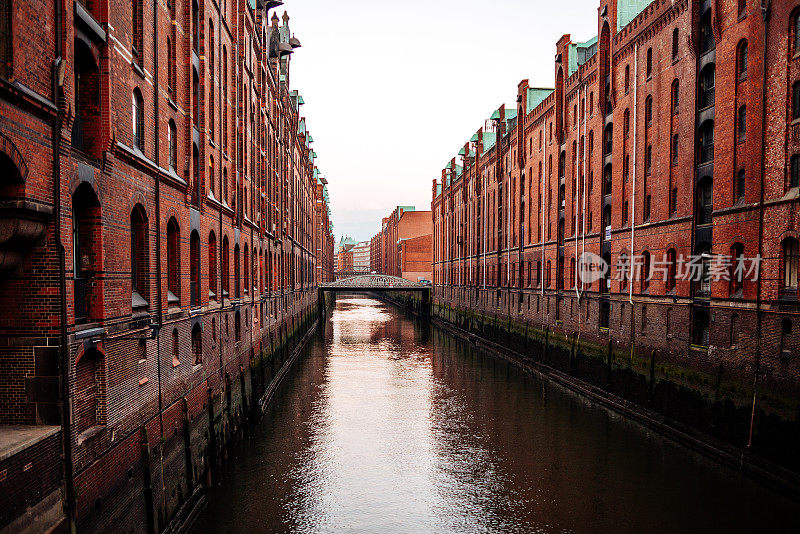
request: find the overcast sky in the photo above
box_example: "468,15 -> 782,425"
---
285,0 -> 598,243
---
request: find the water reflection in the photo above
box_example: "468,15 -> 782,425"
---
196,296 -> 800,533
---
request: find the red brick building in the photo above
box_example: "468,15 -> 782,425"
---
433,0 -> 800,473
0,0 -> 332,531
370,206 -> 433,282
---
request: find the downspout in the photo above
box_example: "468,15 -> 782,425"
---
52,0 -> 75,529
483,168 -> 487,289
582,82 -> 587,296
748,0 -> 770,449
574,82 -> 582,302
541,124 -> 546,296
152,0 -> 167,520
629,43 -> 639,306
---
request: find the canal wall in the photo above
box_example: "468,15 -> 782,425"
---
70,291 -> 323,534
381,289 -> 800,497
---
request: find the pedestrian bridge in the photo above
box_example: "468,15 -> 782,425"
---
320,274 -> 429,292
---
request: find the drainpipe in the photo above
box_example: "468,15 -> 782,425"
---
748,0 -> 770,449
52,0 -> 75,529
541,124 -> 546,296
629,43 -> 639,306
151,0 -> 167,523
574,82 -> 582,302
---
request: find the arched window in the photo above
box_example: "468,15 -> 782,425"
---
72,183 -> 102,323
666,248 -> 677,292
699,65 -> 715,109
167,218 -> 180,305
192,323 -> 202,365
783,237 -> 799,294
133,88 -> 144,150
73,39 -> 101,157
791,155 -> 800,189
730,242 -> 745,295
737,41 -> 748,80
209,155 -> 215,196
699,121 -> 714,164
792,82 -> 800,121
192,68 -> 199,126
192,144 -> 200,206
234,310 -> 241,341
243,244 -> 249,294
641,250 -> 651,292
671,80 -> 679,114
696,243 -> 712,298
222,236 -> 229,297
699,10 -> 714,54
672,28 -> 679,61
131,205 -> 149,309
619,252 -> 629,290
697,177 -> 713,225
167,37 -> 174,95
192,0 -> 199,52
624,108 -> 630,138
603,164 -> 612,196
208,231 -> 217,300
794,11 -> 800,55
603,124 -> 613,155
234,244 -> 240,297
737,105 -> 746,143
646,47 -> 653,78
692,308 -> 710,347
172,328 -> 180,366
168,119 -> 176,171
624,64 -> 630,93
645,144 -> 653,176
190,231 -> 200,306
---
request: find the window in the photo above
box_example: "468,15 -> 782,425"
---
667,248 -> 677,291
222,236 -> 229,297
192,324 -> 202,365
619,253 -> 629,290
72,184 -> 102,324
646,48 -> 653,78
235,310 -> 241,341
672,134 -> 679,166
671,80 -> 679,114
783,237 -> 799,292
167,37 -> 174,95
168,120 -> 176,171
645,144 -> 653,175
133,89 -> 144,150
737,105 -> 746,143
641,251 -> 651,292
208,231 -> 217,300
604,124 -> 613,155
781,318 -> 793,359
793,82 -> 800,120
736,169 -> 746,201
167,218 -> 180,305
192,145 -> 200,206
730,314 -> 739,347
624,65 -> 630,94
131,205 -> 149,308
699,121 -> 714,164
192,69 -> 199,126
737,41 -> 748,80
192,0 -> 199,53
75,349 -> 105,432
737,0 -> 746,17
73,39 -> 101,156
190,231 -> 200,307
172,329 -> 180,366
672,28 -> 679,61
791,155 -> 800,188
624,108 -> 630,138
234,244 -> 240,297
730,243 -> 744,295
794,11 -> 800,55
697,178 -> 713,225
696,245 -> 712,298
699,11 -> 714,54
699,65 -> 715,109
209,155 -> 215,196
692,309 -> 710,347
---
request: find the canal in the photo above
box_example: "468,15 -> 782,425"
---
195,295 -> 800,533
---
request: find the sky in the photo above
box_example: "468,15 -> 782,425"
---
284,0 -> 599,243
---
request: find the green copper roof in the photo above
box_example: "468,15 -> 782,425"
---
526,87 -> 553,115
482,131 -> 496,154
458,147 -> 466,156
445,161 -> 453,170
470,132 -> 479,142
618,0 -> 651,31
308,134 -> 314,143
490,108 -> 501,120
436,182 -> 442,196
505,109 -> 517,121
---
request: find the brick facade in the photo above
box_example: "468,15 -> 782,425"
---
369,206 -> 433,281
433,0 -> 800,473
0,0 -> 332,530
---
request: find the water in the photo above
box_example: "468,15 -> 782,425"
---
195,296 -> 800,533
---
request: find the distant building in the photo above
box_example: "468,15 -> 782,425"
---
370,206 -> 433,282
352,241 -> 371,273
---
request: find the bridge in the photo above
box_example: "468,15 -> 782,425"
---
320,274 -> 429,292
318,274 -> 431,316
